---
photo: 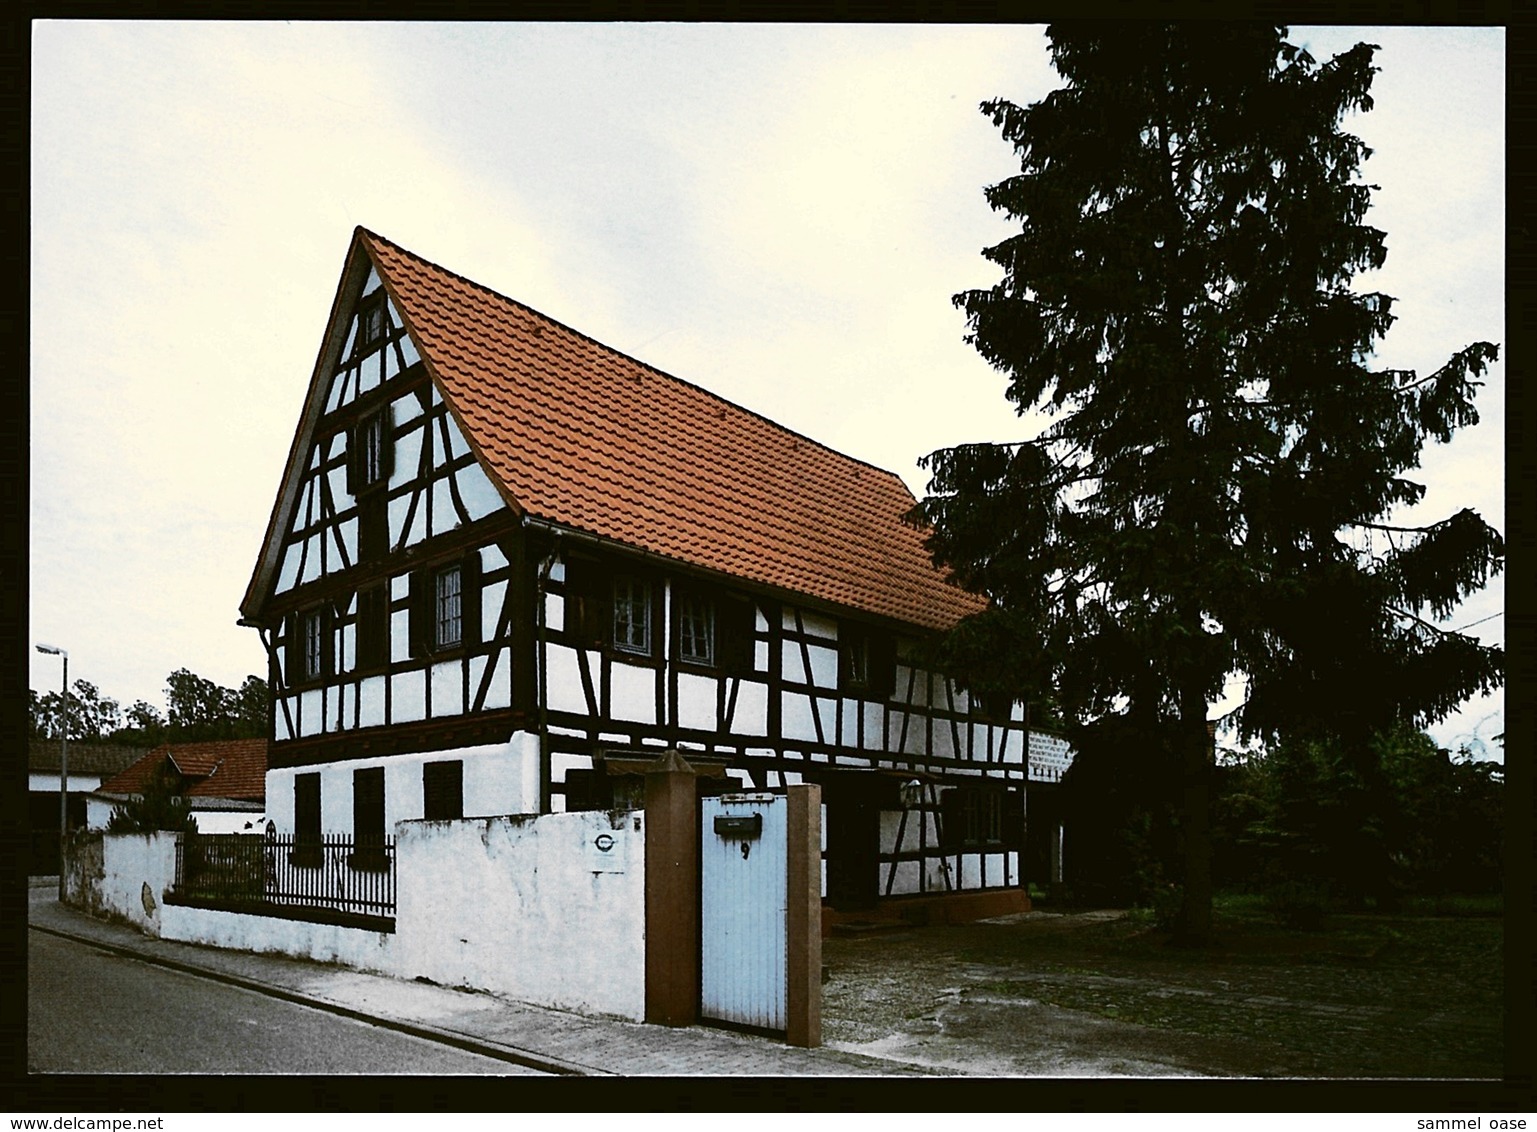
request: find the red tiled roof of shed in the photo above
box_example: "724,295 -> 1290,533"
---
360,229 -> 985,633
98,739 -> 267,804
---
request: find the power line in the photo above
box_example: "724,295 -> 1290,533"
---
1449,611 -> 1503,633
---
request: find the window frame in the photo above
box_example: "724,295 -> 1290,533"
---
434,563 -> 463,651
358,294 -> 387,351
673,589 -> 716,668
350,407 -> 393,497
611,573 -> 654,658
838,623 -> 894,698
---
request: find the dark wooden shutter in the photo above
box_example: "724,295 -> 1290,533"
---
461,551 -> 483,647
358,491 -> 387,561
378,409 -> 394,482
320,604 -> 336,677
423,760 -> 464,821
280,613 -> 297,686
869,631 -> 896,699
939,787 -> 963,852
408,568 -> 431,657
1002,787 -> 1025,850
294,773 -> 321,866
344,424 -> 359,496
356,586 -> 384,669
353,767 -> 386,861
718,595 -> 755,674
562,556 -> 608,648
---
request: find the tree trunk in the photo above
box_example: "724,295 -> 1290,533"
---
1172,700 -> 1214,946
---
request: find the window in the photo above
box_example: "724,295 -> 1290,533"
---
612,574 -> 652,655
422,760 -> 463,821
941,786 -> 1004,848
676,592 -> 715,666
359,298 -> 386,349
409,553 -> 479,657
293,773 -> 321,867
352,767 -> 387,870
304,611 -> 325,679
435,565 -> 462,650
356,586 -> 388,669
839,625 -> 894,698
350,409 -> 392,495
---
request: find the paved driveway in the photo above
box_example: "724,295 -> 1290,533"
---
819,909 -> 1502,1078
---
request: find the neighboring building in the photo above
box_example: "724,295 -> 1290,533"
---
240,227 -> 1073,919
90,738 -> 268,835
27,739 -> 143,874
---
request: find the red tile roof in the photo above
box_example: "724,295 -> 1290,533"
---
360,229 -> 985,632
98,739 -> 267,804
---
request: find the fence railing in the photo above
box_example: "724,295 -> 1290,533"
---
173,832 -> 396,921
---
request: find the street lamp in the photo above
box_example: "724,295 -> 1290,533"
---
36,644 -> 68,900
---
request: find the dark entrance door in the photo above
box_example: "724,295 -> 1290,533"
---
824,778 -> 880,912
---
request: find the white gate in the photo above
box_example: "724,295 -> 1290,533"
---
700,792 -> 787,1032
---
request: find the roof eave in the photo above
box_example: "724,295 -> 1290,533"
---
240,228 -> 381,622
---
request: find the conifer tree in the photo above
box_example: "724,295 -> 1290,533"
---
913,24 -> 1502,943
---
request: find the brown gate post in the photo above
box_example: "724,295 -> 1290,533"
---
785,782 -> 822,1047
644,749 -> 698,1026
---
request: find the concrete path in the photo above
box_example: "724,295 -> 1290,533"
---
27,885 -> 944,1077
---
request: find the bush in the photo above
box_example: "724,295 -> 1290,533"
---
1265,880 -> 1331,931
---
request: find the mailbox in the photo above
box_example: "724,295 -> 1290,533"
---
713,813 -> 763,839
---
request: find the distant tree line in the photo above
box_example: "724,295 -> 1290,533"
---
29,668 -> 267,746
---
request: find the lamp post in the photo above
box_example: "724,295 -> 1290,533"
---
36,644 -> 68,900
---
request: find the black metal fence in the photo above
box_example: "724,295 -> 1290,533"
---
173,832 -> 396,921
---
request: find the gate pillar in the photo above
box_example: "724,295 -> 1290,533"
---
644,749 -> 698,1026
785,783 -> 822,1048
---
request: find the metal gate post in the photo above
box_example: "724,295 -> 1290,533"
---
644,749 -> 699,1026
786,782 -> 822,1047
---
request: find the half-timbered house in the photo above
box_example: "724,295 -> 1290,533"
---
240,228 -> 1073,921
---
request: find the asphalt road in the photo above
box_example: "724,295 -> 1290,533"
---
28,929 -> 545,1075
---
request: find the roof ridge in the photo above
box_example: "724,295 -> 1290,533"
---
358,228 -> 918,496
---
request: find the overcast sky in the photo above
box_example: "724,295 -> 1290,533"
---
30,22 -> 1505,757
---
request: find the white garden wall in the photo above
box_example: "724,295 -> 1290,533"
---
160,903 -> 399,972
69,809 -> 647,1024
64,831 -> 179,934
393,809 -> 646,1021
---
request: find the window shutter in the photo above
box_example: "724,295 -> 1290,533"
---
423,760 -> 463,821
280,613 -> 297,687
938,787 -> 963,852
869,631 -> 896,699
461,550 -> 483,646
408,568 -> 430,657
1002,788 -> 1024,849
378,408 -> 394,482
320,605 -> 335,677
345,425 -> 359,496
719,595 -> 755,674
562,556 -> 607,648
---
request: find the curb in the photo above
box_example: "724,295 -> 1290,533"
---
28,922 -> 607,1077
